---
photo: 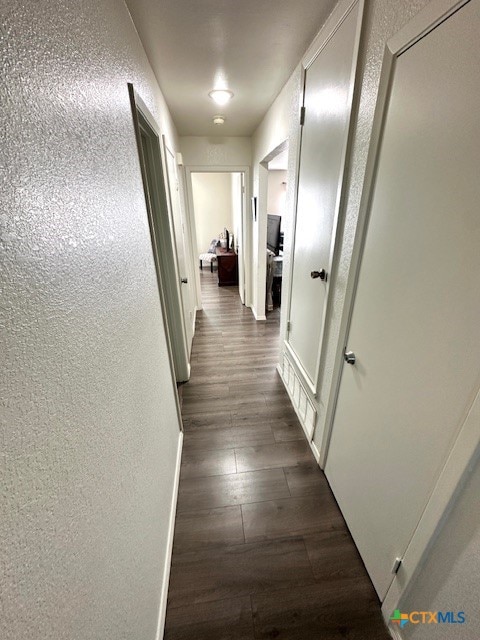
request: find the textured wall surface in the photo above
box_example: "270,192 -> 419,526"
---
399,456 -> 480,639
179,136 -> 252,167
0,1 -> 181,638
267,171 -> 287,218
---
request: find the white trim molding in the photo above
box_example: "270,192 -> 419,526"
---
155,431 -> 184,640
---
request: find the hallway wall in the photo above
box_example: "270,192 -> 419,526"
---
1,1 -> 182,639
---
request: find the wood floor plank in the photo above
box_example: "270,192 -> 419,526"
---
232,406 -> 298,428
283,462 -> 331,497
251,582 -> 390,640
176,468 -> 290,512
183,423 -> 276,452
180,448 -> 237,479
235,441 -> 313,473
172,506 -> 244,552
165,597 -> 255,640
271,422 -> 305,443
182,411 -> 232,431
303,529 -> 367,582
167,537 -> 315,608
242,494 -> 346,542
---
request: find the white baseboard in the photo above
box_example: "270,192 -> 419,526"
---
310,439 -> 320,463
155,431 -> 183,640
250,304 -> 266,321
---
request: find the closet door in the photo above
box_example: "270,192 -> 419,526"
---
286,0 -> 361,389
325,0 -> 480,600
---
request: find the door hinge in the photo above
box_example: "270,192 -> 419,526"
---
391,557 -> 403,575
287,321 -> 292,333
300,106 -> 306,126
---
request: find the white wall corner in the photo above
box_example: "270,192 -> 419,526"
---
250,305 -> 267,322
155,431 -> 183,640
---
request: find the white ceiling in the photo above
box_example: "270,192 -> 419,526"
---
125,0 -> 338,136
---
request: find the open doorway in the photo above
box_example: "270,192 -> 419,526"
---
265,149 -> 288,311
187,169 -> 247,305
256,142 -> 289,319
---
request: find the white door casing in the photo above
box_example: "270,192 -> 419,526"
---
231,172 -> 246,304
325,0 -> 480,602
286,0 -> 363,393
164,143 -> 194,353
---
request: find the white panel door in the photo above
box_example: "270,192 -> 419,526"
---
287,3 -> 360,387
325,0 -> 480,600
165,146 -> 194,353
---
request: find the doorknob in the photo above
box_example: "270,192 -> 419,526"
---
344,350 -> 356,365
181,277 -> 188,284
311,269 -> 327,281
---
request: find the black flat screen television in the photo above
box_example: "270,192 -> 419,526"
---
267,214 -> 281,255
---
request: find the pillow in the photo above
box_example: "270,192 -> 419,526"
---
208,239 -> 217,253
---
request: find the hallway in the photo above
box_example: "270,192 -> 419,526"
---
164,272 -> 389,639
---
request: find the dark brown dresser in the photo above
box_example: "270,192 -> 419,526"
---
215,247 -> 238,286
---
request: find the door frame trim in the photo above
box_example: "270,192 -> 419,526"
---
128,83 -> 190,386
284,0 -> 365,394
315,0 -> 476,623
163,139 -> 196,355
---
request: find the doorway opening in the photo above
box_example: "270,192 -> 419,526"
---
265,148 -> 288,312
256,141 -> 290,321
187,169 -> 248,306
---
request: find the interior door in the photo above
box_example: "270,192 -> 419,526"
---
287,2 -> 361,388
325,0 -> 480,600
164,145 -> 194,353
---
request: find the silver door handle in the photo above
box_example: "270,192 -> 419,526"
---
311,269 -> 327,281
181,278 -> 188,284
344,350 -> 356,365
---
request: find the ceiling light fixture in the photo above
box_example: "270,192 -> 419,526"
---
209,89 -> 233,106
213,115 -> 225,125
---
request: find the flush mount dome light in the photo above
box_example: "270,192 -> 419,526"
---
213,115 -> 225,125
209,89 -> 233,105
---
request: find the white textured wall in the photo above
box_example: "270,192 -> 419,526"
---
179,136 -> 252,167
398,456 -> 480,639
267,171 -> 287,219
191,173 -> 234,254
0,1 -> 182,639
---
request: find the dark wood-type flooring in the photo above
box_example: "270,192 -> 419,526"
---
165,270 -> 390,640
